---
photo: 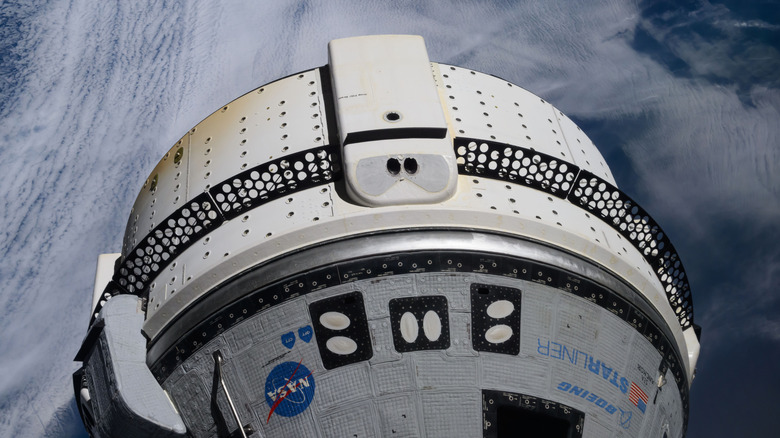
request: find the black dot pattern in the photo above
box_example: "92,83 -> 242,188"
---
308,291 -> 373,370
111,145 -> 339,300
455,137 -> 578,199
389,295 -> 450,353
110,133 -> 695,334
568,170 -> 693,329
470,284 -> 522,355
116,192 -> 223,295
213,146 -> 338,220
453,137 -> 695,331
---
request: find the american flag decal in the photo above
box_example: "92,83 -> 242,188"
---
629,381 -> 649,413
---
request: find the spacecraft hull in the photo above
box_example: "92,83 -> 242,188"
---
75,35 -> 698,438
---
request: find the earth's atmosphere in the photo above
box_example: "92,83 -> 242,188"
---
0,1 -> 778,436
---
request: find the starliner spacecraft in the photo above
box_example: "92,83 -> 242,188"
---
74,35 -> 700,437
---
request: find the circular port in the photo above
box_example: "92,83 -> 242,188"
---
400,312 -> 419,343
319,312 -> 351,330
487,300 -> 515,319
383,111 -> 402,122
326,336 -> 358,355
485,325 -> 513,344
387,158 -> 401,175
423,310 -> 442,341
403,158 -> 418,174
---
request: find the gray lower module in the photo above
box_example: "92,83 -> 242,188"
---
73,295 -> 186,438
153,232 -> 685,437
75,35 -> 699,437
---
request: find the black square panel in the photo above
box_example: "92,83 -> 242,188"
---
471,284 -> 522,355
482,390 -> 584,438
309,292 -> 372,369
389,295 -> 450,352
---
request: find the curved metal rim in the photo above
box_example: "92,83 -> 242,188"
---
145,229 -> 690,428
147,229 -> 685,368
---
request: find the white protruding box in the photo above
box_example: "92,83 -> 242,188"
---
683,327 -> 700,381
328,35 -> 457,206
92,253 -> 120,318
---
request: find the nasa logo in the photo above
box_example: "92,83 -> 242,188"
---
264,361 -> 315,421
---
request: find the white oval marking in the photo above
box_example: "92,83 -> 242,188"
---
423,311 -> 442,341
319,311 -> 350,330
326,336 -> 357,355
400,312 -> 419,343
486,300 -> 514,319
485,325 -> 513,344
